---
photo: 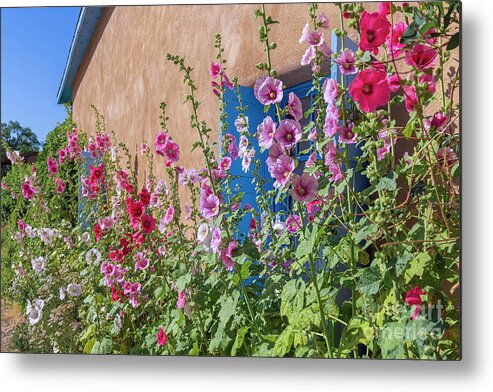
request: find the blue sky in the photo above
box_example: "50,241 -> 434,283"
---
1,7 -> 80,144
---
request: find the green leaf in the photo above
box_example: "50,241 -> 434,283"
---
176,273 -> 191,291
405,252 -> 432,283
240,237 -> 260,260
272,326 -> 293,357
378,322 -> 407,359
338,318 -> 373,354
359,266 -> 382,296
400,23 -> 419,44
218,291 -> 239,325
354,223 -> 379,243
403,112 -> 417,138
295,224 -> 317,260
395,251 -> 413,277
231,326 -> 248,356
446,32 -> 460,51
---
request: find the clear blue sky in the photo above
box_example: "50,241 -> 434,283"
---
1,7 -> 80,144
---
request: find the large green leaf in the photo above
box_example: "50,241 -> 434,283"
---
359,267 -> 382,296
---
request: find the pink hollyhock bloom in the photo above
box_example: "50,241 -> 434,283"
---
126,197 -> 145,221
155,131 -> 169,156
134,252 -> 150,271
286,214 -> 302,234
54,177 -> 66,193
177,291 -> 186,309
221,72 -> 234,90
6,150 -> 23,164
257,116 -> 277,149
156,327 -> 167,346
405,44 -> 437,71
220,240 -> 237,271
387,73 -> 401,92
234,116 -> 249,133
219,156 -> 232,171
425,112 -> 448,133
210,62 -> 221,78
266,141 -> 285,172
338,124 -> 358,144
1,181 -> 6,190
238,135 -> 249,158
21,180 -> 36,200
47,157 -> 59,176
141,214 -> 156,234
306,152 -> 317,168
328,163 -> 343,182
359,11 -> 391,54
287,92 -> 303,122
228,140 -> 239,160
254,76 -> 283,105
323,78 -> 338,103
275,119 -> 302,150
242,148 -> 255,173
336,49 -> 358,76
348,68 -> 391,113
436,147 -> 459,168
139,187 -> 151,206
377,145 -> 391,161
386,22 -> 407,58
212,167 -> 227,180
324,140 -> 338,165
210,226 -> 222,254
379,1 -> 391,15
290,173 -> 318,203
271,154 -> 295,188
164,205 -> 175,224
200,194 -> 220,219
307,30 -> 324,47
308,129 -> 317,141
299,23 -> 310,43
405,286 -> 426,320
318,12 -> 329,28
162,139 -> 180,165
58,149 -> 67,164
89,163 -> 104,184
301,46 -> 316,66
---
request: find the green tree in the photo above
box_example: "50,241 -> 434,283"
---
1,121 -> 41,156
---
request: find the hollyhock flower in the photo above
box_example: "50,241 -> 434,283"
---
429,112 -> 448,130
86,248 -> 102,265
405,286 -> 426,320
234,115 -> 249,133
67,283 -> 82,297
31,256 -> 46,274
134,252 -> 150,271
338,124 -> 358,144
58,148 -> 67,164
242,148 -> 255,173
336,49 -> 358,76
286,214 -> 302,234
21,180 -> 36,200
436,147 -> 459,168
94,223 -> 102,242
157,327 -> 167,346
155,131 -> 168,156
89,163 -> 104,183
257,116 -> 277,149
177,291 -> 187,309
210,62 -> 221,78
359,11 -> 391,54
197,223 -> 212,249
271,154 -> 295,188
60,286 -> 66,300
6,150 -> 23,164
126,198 -> 145,221
162,139 -> 180,165
275,119 -> 302,150
210,226 -> 222,254
139,187 -> 151,206
299,23 -> 310,43
141,214 -> 156,234
200,194 -> 220,219
54,177 -> 66,193
348,68 -> 391,113
405,44 -> 437,70
379,1 -> 391,15
324,141 -> 338,165
307,30 -> 324,47
219,156 -> 232,171
238,135 -> 249,158
323,78 -> 339,103
221,72 -> 234,90
301,46 -> 316,66
220,240 -> 237,271
328,163 -> 343,182
387,73 -> 401,92
47,157 -> 59,176
287,92 -> 303,122
306,152 -> 317,168
163,205 -> 175,225
318,12 -> 329,28
26,299 -> 44,325
386,22 -> 407,57
266,142 -> 285,172
254,76 -> 284,105
290,173 -> 318,203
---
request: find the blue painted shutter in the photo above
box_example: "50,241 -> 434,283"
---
223,87 -> 275,239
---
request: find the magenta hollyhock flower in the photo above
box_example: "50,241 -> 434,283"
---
323,102 -> 339,137
386,22 -> 407,58
405,44 -> 437,71
21,180 -> 36,200
177,291 -> 186,309
271,154 -> 295,188
221,72 -> 234,90
134,252 -> 150,271
379,1 -> 391,15
323,78 -> 339,103
200,194 -> 220,219
220,240 -> 237,271
287,92 -> 303,122
324,140 -> 337,165
405,286 -> 426,320
359,11 -> 391,54
301,46 -> 316,66
210,226 -> 222,254
47,157 -> 59,176
155,131 -> 169,156
377,145 -> 390,161
318,12 -> 329,28
257,116 -> 277,149
275,119 -> 302,150
141,214 -> 156,234
307,30 -> 324,47
266,141 -> 285,173
162,139 -> 180,165
306,152 -> 317,168
254,76 -> 283,105
425,111 -> 448,134
338,124 -> 358,144
290,173 -> 318,203
219,156 -> 232,171
328,163 -> 343,182
156,327 -> 167,346
58,149 -> 67,164
210,62 -> 221,78
336,49 -> 358,76
163,205 -> 175,224
387,73 -> 401,92
286,214 -> 302,234
348,68 -> 391,113
54,177 -> 66,193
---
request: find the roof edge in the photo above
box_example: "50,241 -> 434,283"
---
56,6 -> 104,104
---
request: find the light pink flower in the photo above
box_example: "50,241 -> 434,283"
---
323,78 -> 339,103
286,214 -> 302,234
134,252 -> 149,271
200,194 -> 220,219
338,124 -> 357,144
219,156 -> 232,171
257,116 -> 277,149
301,46 -> 316,66
328,163 -> 343,182
275,119 -> 302,150
271,154 -> 295,188
336,49 -> 358,76
177,291 -> 187,309
210,226 -> 222,254
287,92 -> 303,122
254,76 -> 283,105
324,140 -> 338,165
220,240 -> 237,271
162,139 -> 180,166
318,12 -> 329,28
290,173 -> 318,203
242,148 -> 255,173
299,23 -> 310,43
266,141 -> 285,172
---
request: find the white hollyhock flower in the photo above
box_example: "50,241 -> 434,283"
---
66,283 -> 82,297
197,223 -> 212,250
81,232 -> 90,243
85,248 -> 102,265
31,256 -> 46,274
26,299 -> 44,325
38,228 -> 55,245
59,286 -> 66,300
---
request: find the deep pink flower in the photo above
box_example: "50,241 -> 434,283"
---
307,30 -> 324,47
47,157 -> 58,175
155,131 -> 169,156
221,72 -> 234,90
387,73 -> 401,92
139,187 -> 151,206
134,252 -> 150,271
336,49 -> 358,76
163,205 -> 175,224
21,180 -> 36,200
220,240 -> 237,271
405,286 -> 426,320
200,194 -> 220,219
328,163 -> 343,182
323,78 -> 339,103
275,119 -> 302,150
257,116 -> 277,149
405,44 -> 437,70
287,92 -> 303,122
177,291 -> 186,309
318,12 -> 329,28
162,139 -> 180,166
254,76 -> 283,105
338,124 -> 358,144
270,154 -> 295,188
386,22 -> 407,58
157,327 -> 167,346
378,1 -> 391,15
286,214 -> 302,234
141,214 -> 156,234
425,112 -> 449,134
290,173 -> 318,203
210,62 -> 221,78
348,68 -> 391,113
219,156 -> 232,171
54,177 -> 66,193
89,163 -> 104,184
324,140 -> 337,165
359,11 -> 391,54
306,152 -> 317,168
58,149 -> 67,164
